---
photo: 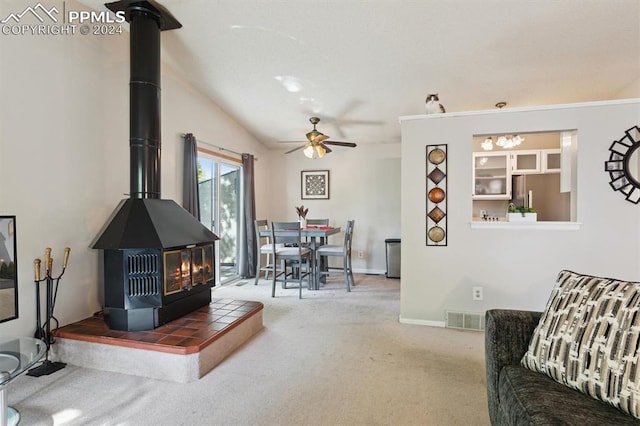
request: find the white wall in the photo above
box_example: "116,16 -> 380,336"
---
400,100 -> 640,325
1,1 -> 109,337
269,143 -> 401,274
0,0 -> 269,338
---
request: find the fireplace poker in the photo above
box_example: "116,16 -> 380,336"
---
47,247 -> 70,334
33,259 -> 45,340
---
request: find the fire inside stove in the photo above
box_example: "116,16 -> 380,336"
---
163,245 -> 214,295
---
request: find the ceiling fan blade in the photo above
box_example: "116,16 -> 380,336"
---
277,140 -> 307,144
284,144 -> 309,154
323,141 -> 357,148
315,133 -> 329,143
319,143 -> 332,154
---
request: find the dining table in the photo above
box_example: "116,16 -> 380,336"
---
260,225 -> 341,290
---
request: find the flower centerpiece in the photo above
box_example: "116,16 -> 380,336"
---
295,205 -> 308,228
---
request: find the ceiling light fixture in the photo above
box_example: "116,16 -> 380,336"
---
481,138 -> 494,150
483,134 -> 525,150
497,134 -> 524,149
303,143 -> 326,159
480,102 -> 525,150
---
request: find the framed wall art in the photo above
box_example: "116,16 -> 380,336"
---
301,170 -> 330,200
426,145 -> 448,246
0,215 -> 18,323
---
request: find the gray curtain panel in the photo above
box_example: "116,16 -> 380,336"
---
241,153 -> 256,278
183,133 -> 200,219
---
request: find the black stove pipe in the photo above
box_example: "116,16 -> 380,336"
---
129,6 -> 161,199
106,0 -> 182,199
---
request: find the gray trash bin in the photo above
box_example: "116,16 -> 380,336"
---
385,238 -> 401,278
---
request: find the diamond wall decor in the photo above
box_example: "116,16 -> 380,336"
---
426,144 -> 447,246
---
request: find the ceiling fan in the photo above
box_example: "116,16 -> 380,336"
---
282,117 -> 357,159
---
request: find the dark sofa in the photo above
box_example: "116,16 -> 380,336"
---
485,309 -> 640,425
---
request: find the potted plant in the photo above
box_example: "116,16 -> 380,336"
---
507,203 -> 537,222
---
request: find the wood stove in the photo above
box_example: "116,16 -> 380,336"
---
93,0 -> 218,331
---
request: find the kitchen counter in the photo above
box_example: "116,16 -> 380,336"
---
469,220 -> 581,230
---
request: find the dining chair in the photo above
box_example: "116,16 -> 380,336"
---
303,218 -> 330,283
254,219 -> 275,285
270,221 -> 313,298
304,218 -> 330,245
316,220 -> 355,292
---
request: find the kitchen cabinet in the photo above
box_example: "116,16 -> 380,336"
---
542,149 -> 561,173
473,152 -> 511,199
511,150 -> 541,174
560,131 -> 577,194
511,149 -> 561,174
473,148 -> 563,200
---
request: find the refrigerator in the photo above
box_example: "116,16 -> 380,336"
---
511,174 -> 571,221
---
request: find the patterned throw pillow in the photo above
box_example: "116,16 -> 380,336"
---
521,270 -> 640,419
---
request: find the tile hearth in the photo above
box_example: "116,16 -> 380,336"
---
52,298 -> 264,382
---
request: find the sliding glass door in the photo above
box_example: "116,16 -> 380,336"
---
197,155 -> 241,284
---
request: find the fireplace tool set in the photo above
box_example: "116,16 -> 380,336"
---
27,246 -> 70,377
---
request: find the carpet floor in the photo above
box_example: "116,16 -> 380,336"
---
8,274 -> 490,425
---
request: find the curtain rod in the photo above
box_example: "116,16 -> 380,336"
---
182,134 -> 258,161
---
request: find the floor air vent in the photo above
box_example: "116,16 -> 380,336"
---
446,311 -> 485,331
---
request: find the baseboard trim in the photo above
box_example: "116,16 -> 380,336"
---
398,316 -> 445,327
352,268 -> 386,275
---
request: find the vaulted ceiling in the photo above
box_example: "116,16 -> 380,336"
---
110,0 -> 640,148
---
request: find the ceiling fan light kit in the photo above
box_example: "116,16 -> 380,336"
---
304,144 -> 326,159
281,116 -> 357,158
